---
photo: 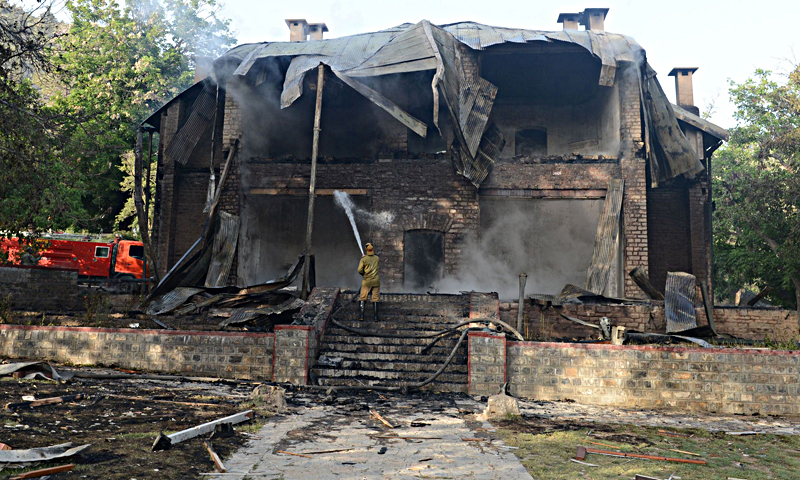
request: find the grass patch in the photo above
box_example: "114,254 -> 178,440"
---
493,418 -> 800,480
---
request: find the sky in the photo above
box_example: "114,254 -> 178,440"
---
217,0 -> 800,129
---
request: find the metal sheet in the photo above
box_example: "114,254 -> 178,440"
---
207,21 -> 711,186
164,81 -> 216,165
585,179 -> 624,294
204,211 -> 241,288
665,272 -> 698,333
147,287 -> 203,315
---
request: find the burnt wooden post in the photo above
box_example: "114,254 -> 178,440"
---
302,64 -> 325,299
134,128 -> 160,284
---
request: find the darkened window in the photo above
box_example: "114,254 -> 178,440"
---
515,128 -> 548,156
404,230 -> 444,290
129,245 -> 145,259
95,246 -> 110,258
408,129 -> 447,155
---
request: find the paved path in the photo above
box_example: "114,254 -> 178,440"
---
204,396 -> 532,480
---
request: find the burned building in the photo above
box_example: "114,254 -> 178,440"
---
144,9 -> 728,300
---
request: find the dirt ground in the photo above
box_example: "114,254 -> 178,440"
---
0,368 -> 269,479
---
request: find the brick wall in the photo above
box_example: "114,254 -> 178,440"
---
0,267 -> 82,311
468,332 -> 507,396
618,64 -> 648,298
273,325 -> 315,384
0,325 -> 274,381
647,186 -> 692,293
499,301 -> 798,341
507,341 -> 800,415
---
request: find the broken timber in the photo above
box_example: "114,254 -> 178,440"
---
9,464 -> 75,480
5,394 -> 86,410
152,410 -> 254,451
585,179 -> 624,295
370,409 -> 396,429
301,64 -> 325,300
204,441 -> 227,473
629,266 -> 664,300
576,446 -> 706,465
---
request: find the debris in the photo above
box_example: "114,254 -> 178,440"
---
698,281 -> 718,336
209,423 -> 235,440
476,391 -> 520,420
9,464 -> 75,479
569,458 -> 598,467
658,430 -> 691,438
0,442 -> 11,450
277,450 -> 312,458
368,435 -> 442,440
0,362 -> 64,381
370,409 -> 396,429
250,385 -> 287,413
665,272 -> 698,333
105,394 -> 219,407
299,448 -> 353,455
316,356 -> 344,368
0,443 -> 91,463
576,446 -> 706,465
629,266 -> 665,300
152,410 -> 254,451
611,326 -> 626,345
670,448 -> 702,457
5,394 -> 86,410
204,441 -> 226,473
377,446 -> 387,454
587,441 -> 621,449
461,438 -> 486,442
410,422 -> 429,428
745,286 -> 773,306
633,476 -> 661,480
725,431 -> 758,436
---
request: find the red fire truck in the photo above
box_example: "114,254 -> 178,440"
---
1,236 -> 150,281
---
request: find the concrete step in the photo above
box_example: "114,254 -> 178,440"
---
316,351 -> 467,367
313,367 -> 466,383
316,359 -> 468,374
315,376 -> 467,393
318,342 -> 463,357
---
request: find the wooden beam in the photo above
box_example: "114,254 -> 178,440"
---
479,188 -> 608,199
152,410 -> 254,450
248,188 -> 370,196
9,464 -> 75,479
629,266 -> 665,301
204,441 -> 226,472
333,71 -> 427,138
302,64 -> 326,300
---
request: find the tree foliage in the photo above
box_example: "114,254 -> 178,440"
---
50,0 -> 234,232
713,65 -> 800,313
0,1 -> 86,235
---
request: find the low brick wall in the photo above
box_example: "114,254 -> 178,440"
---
500,301 -> 799,341
273,325 -> 315,385
468,332 -> 506,396
0,266 -> 82,311
0,325 -> 274,381
507,341 -> 800,415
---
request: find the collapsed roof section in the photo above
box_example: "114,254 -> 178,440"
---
149,20 -> 726,187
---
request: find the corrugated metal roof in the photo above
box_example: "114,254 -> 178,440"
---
148,20 -> 724,187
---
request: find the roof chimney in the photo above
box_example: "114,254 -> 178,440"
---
285,19 -> 309,42
557,13 -> 582,31
668,67 -> 699,114
579,8 -> 609,31
308,23 -> 328,41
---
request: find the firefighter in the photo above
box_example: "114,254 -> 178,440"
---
358,242 -> 380,321
20,247 -> 40,266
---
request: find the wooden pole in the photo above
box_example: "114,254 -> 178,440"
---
301,64 -> 325,300
134,129 -> 160,284
143,130 -> 154,293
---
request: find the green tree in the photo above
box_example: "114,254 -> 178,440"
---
51,0 -> 234,232
0,1 -> 86,237
713,65 -> 800,320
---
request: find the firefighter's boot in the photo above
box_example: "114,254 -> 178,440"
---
359,301 -> 365,321
373,302 -> 380,322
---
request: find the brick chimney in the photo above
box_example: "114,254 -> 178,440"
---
285,19 -> 309,42
308,23 -> 328,41
668,67 -> 699,114
557,13 -> 582,31
579,8 -> 609,31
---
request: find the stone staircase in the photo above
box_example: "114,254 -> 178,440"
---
311,293 -> 474,393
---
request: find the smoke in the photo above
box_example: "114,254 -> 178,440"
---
432,199 -> 603,300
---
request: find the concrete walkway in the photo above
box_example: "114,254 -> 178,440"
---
203,395 -> 533,480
